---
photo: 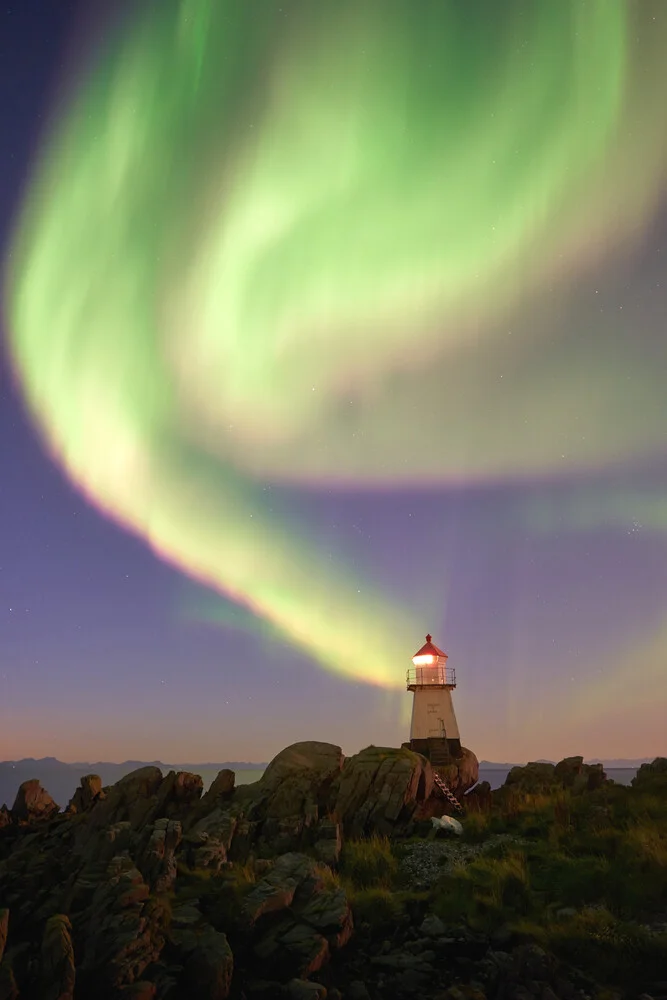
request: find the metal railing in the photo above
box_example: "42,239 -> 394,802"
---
406,665 -> 456,689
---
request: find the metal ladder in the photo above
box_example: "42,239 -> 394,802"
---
432,771 -> 463,813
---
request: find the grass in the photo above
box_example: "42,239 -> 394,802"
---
340,835 -> 398,890
427,770 -> 667,988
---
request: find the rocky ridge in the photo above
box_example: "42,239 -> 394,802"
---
1,744 -> 663,999
0,741 -> 476,998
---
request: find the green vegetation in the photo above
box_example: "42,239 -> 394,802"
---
340,835 -> 398,889
432,773 -> 667,988
327,770 -> 667,990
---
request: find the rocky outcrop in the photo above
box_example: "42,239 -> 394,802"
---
39,914 -> 75,1000
0,747 -> 660,998
633,756 -> 667,788
437,745 -> 479,794
78,855 -> 166,991
66,774 -> 104,814
182,925 -> 233,1000
504,756 -> 608,795
333,746 -> 433,837
246,853 -> 353,979
11,779 -> 59,824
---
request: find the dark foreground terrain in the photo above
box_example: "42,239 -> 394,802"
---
0,742 -> 665,1000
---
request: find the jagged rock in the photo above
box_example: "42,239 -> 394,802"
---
420,913 -> 447,938
0,807 -> 10,831
153,770 -> 203,818
245,853 -> 352,978
188,808 -> 238,870
138,818 -> 182,893
346,984 -> 372,1000
313,820 -> 342,865
0,911 -> 7,965
251,742 -> 345,854
202,768 -> 236,804
633,757 -> 667,788
39,914 -> 75,1000
79,855 -> 165,989
504,762 -> 558,793
555,756 -> 607,792
118,983 -> 157,999
243,875 -> 298,924
182,925 -> 233,1000
505,758 -> 607,795
435,745 -> 479,796
333,746 -> 432,837
66,774 -> 104,814
286,979 -> 328,1000
298,885 -> 353,949
85,766 -> 165,833
260,742 -> 345,795
11,779 -> 59,824
465,780 -> 492,809
0,962 -> 18,1000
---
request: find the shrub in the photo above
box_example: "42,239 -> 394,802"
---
433,851 -> 534,931
347,886 -> 406,932
546,907 -> 667,988
340,835 -> 398,889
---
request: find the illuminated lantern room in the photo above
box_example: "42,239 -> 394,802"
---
405,633 -> 462,765
410,633 -> 454,686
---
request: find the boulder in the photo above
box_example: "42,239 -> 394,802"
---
10,779 -> 59,824
153,770 -> 203,818
85,766 -> 164,832
314,820 -> 342,865
137,818 -> 182,892
0,962 -> 18,1000
39,914 -> 75,1000
437,746 -> 480,795
259,742 -> 344,833
245,853 -> 352,978
79,855 -> 165,989
201,768 -> 236,805
504,762 -> 558,794
260,742 -> 345,794
286,979 -> 328,1000
188,808 -> 238,871
333,746 -> 432,837
183,926 -> 233,1000
633,757 -> 667,788
66,774 -> 104,814
118,984 -> 157,999
0,911 -> 7,964
555,756 -> 607,792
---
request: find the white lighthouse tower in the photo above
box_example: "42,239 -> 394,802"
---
405,634 -> 461,766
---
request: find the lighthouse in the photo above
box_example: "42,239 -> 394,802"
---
406,634 -> 461,766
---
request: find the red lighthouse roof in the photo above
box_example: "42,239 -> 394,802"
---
413,633 -> 447,659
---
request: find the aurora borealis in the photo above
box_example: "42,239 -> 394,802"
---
2,0 -> 667,762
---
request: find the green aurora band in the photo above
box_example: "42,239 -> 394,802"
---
6,0 -> 667,686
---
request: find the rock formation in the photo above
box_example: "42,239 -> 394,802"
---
0,742 -> 646,998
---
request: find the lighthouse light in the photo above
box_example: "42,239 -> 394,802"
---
412,654 -> 436,666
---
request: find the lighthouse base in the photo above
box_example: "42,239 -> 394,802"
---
403,736 -> 462,764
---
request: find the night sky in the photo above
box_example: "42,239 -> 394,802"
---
2,1 -> 666,766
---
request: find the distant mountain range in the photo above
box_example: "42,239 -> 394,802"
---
1,756 -> 657,810
0,757 -> 267,810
